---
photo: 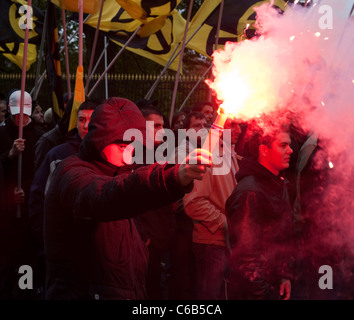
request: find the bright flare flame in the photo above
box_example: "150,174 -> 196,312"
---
329,161 -> 334,169
206,68 -> 252,117
206,38 -> 292,121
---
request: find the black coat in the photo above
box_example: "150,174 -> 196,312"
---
225,158 -> 295,300
0,119 -> 43,270
44,98 -> 193,300
29,130 -> 82,244
0,118 -> 42,217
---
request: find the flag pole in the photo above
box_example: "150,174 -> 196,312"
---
30,14 -> 91,98
17,0 -> 32,218
104,36 -> 109,99
179,0 -> 224,110
179,64 -> 212,111
79,0 -> 83,68
86,40 -> 110,86
169,0 -> 194,126
62,9 -> 71,99
145,24 -> 203,101
207,0 -> 224,102
87,25 -> 142,98
33,4 -> 48,100
85,0 -> 105,93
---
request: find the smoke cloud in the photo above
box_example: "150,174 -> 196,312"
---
207,0 -> 354,296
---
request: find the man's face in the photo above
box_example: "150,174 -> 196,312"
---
0,103 -> 6,123
189,116 -> 207,132
101,143 -> 133,167
264,131 -> 293,174
224,119 -> 241,145
32,105 -> 44,124
173,114 -> 185,130
201,104 -> 214,126
77,109 -> 94,140
144,113 -> 164,146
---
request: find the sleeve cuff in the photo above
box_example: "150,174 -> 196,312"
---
164,163 -> 194,197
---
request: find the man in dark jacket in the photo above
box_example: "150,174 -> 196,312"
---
43,97 -> 210,300
0,90 -> 43,299
28,100 -> 97,297
29,100 -> 98,244
226,124 -> 295,300
33,97 -> 74,171
133,104 -> 174,299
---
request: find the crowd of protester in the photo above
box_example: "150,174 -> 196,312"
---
0,89 -> 352,300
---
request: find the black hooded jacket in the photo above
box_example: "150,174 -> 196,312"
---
44,97 -> 193,300
225,158 -> 295,300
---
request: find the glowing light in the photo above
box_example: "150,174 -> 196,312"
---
205,40 -> 286,121
290,35 -> 295,41
314,32 -> 321,37
324,37 -> 329,40
206,68 -> 252,117
321,101 -> 325,106
329,161 -> 334,169
243,24 -> 251,38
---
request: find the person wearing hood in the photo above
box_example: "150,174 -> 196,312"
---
43,97 -> 211,300
225,122 -> 295,300
29,99 -> 98,244
28,100 -> 97,297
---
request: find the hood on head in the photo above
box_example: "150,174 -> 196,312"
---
79,97 -> 146,161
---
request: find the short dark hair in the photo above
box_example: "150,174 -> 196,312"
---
171,111 -> 186,129
192,101 -> 215,113
139,105 -> 164,119
78,100 -> 99,112
135,99 -> 158,109
183,111 -> 206,129
246,119 -> 290,160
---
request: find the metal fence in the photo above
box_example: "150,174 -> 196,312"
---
0,73 -> 212,119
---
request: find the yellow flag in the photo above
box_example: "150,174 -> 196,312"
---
68,65 -> 85,131
51,0 -> 101,14
0,42 -> 37,71
85,0 -> 185,70
186,0 -> 287,58
0,0 -> 44,70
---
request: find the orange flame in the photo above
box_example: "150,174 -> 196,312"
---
205,40 -> 288,121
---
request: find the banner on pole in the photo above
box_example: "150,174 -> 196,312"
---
45,0 -> 65,121
0,0 -> 44,70
186,0 -> 287,58
85,0 -> 185,70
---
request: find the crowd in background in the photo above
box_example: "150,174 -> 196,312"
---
0,89 -> 352,300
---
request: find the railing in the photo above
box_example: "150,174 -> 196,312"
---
0,73 -> 211,118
